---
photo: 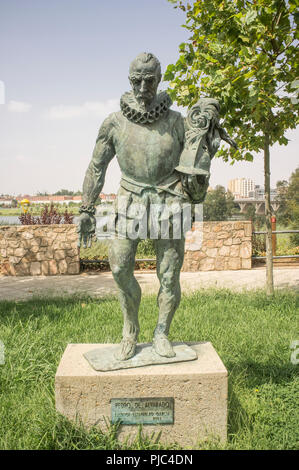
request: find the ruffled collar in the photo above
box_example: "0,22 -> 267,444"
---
120,91 -> 172,124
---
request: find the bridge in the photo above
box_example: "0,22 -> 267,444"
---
234,199 -> 280,215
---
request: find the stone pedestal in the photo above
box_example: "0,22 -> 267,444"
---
55,342 -> 228,448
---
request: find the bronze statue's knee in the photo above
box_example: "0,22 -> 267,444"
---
111,264 -> 132,284
159,270 -> 180,290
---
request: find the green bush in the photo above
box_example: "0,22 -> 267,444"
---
80,239 -> 156,260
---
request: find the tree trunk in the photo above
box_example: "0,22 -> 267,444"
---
264,132 -> 274,295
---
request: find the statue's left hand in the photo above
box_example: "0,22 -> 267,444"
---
77,212 -> 96,248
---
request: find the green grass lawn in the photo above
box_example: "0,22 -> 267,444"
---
0,289 -> 298,450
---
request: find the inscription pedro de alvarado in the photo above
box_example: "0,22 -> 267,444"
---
111,397 -> 174,425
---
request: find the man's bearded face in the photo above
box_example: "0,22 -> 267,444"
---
129,61 -> 161,107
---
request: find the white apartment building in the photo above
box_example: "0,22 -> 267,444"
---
228,178 -> 255,198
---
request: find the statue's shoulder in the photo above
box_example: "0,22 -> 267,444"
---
108,110 -> 129,128
167,108 -> 185,126
167,108 -> 185,133
97,111 -> 122,137
102,111 -> 122,126
168,108 -> 183,118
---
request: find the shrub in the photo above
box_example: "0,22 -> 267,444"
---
252,234 -> 266,256
19,203 -> 74,225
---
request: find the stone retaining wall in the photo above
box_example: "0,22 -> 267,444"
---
182,221 -> 252,271
0,221 -> 252,276
0,225 -> 80,276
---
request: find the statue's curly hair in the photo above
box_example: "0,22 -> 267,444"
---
129,52 -> 161,77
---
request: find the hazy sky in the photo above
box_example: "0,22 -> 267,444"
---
0,0 -> 298,196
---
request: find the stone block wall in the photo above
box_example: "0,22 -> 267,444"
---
0,225 -> 80,276
182,221 -> 252,271
0,221 -> 252,276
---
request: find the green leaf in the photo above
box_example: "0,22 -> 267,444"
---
239,35 -> 250,43
200,53 -> 219,63
244,70 -> 255,79
244,152 -> 254,161
245,10 -> 257,25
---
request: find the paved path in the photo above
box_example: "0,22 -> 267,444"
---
0,267 -> 298,301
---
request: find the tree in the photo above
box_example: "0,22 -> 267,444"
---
53,189 -> 74,196
166,0 -> 299,294
284,167 -> 299,216
53,189 -> 83,196
276,167 -> 299,230
287,167 -> 299,245
203,185 -> 235,220
280,167 -> 299,245
276,178 -> 289,224
245,203 -> 257,223
36,191 -> 49,196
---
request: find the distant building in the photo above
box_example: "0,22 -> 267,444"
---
0,198 -> 13,206
248,185 -> 277,200
228,178 -> 255,198
12,193 -> 116,205
100,193 -> 116,202
15,195 -> 74,205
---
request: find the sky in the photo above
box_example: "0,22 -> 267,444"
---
0,0 -> 298,196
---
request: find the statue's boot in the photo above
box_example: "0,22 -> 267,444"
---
115,337 -> 137,361
109,239 -> 141,361
153,330 -> 175,358
153,239 -> 185,358
113,301 -> 140,361
114,286 -> 140,361
153,291 -> 178,358
153,275 -> 179,358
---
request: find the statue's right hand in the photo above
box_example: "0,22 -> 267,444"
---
77,212 -> 96,248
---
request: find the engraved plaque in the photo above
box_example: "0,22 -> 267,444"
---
111,397 -> 174,425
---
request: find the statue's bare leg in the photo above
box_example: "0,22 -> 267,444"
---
153,238 -> 185,357
108,238 -> 141,360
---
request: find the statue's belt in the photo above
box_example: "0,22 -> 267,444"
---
120,174 -> 187,199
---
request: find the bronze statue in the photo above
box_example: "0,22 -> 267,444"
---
78,52 -> 234,364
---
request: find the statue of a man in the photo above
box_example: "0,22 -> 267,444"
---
78,52 -> 228,363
